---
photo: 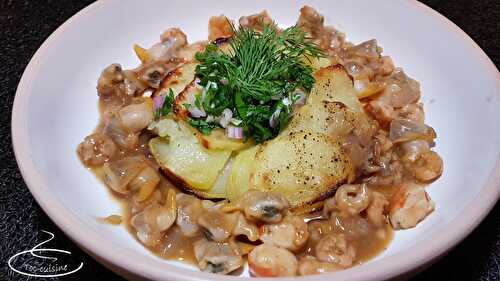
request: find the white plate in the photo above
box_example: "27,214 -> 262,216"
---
12,0 -> 500,280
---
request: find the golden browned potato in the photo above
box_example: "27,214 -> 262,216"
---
284,101 -> 359,137
171,80 -> 199,119
250,131 -> 354,208
307,65 -> 362,112
191,128 -> 255,151
153,61 -> 198,98
245,65 -> 367,207
302,55 -> 333,70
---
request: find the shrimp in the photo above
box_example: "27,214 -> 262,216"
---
366,191 -> 389,227
389,183 -> 435,229
308,219 -> 334,243
259,215 -> 309,251
412,151 -> 443,182
298,256 -> 343,276
400,140 -> 430,163
322,196 -> 339,218
315,233 -> 356,267
248,244 -> 298,277
366,99 -> 397,125
398,103 -> 425,125
378,56 -> 395,76
239,11 -> 274,31
399,140 -> 443,183
335,184 -> 371,215
159,28 -> 187,50
208,15 -> 234,41
239,190 -> 289,223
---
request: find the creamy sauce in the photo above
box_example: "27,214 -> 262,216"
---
301,207 -> 393,264
92,157 -> 394,267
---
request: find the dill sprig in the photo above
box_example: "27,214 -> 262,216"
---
193,22 -> 323,142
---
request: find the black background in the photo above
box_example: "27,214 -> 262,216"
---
0,1 -> 498,280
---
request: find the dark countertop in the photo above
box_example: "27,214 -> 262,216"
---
0,1 -> 498,280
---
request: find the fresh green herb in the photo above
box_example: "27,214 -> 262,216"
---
194,92 -> 203,110
156,89 -> 175,118
187,117 -> 219,135
193,22 -> 323,142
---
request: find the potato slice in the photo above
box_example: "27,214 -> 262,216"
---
176,41 -> 206,62
191,128 -> 255,151
172,81 -> 200,119
284,101 -> 360,137
153,41 -> 223,100
226,145 -> 260,202
192,157 -> 234,199
149,118 -> 231,191
171,84 -> 253,151
302,55 -> 332,70
153,61 -> 198,98
248,65 -> 365,207
251,132 -> 354,208
308,65 -> 362,112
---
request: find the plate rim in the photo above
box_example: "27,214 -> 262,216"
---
11,0 -> 500,280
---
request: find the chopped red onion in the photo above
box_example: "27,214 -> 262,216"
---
153,95 -> 165,110
269,108 -> 281,128
219,108 -> 233,128
282,97 -> 291,106
294,92 -> 306,105
226,126 -> 244,139
189,106 -> 206,118
194,78 -> 202,88
220,78 -> 229,85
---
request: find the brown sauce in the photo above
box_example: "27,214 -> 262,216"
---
91,156 -> 394,267
91,164 -> 201,264
300,208 -> 394,264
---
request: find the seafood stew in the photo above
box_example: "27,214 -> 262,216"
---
77,6 -> 442,277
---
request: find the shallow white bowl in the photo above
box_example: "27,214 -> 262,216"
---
12,0 -> 500,280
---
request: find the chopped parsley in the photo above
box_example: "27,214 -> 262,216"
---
187,117 -> 219,135
155,89 -> 175,118
190,22 -> 323,142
